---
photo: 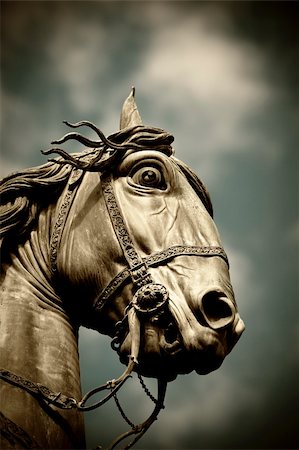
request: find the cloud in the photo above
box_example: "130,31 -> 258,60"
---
286,220 -> 299,246
1,3 -> 282,180
137,17 -> 270,108
225,245 -> 256,314
1,92 -> 51,172
45,18 -> 109,115
150,371 -> 261,448
127,5 -> 282,173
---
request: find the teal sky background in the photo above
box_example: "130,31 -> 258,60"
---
1,2 -> 298,449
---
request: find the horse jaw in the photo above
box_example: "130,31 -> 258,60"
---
117,257 -> 244,381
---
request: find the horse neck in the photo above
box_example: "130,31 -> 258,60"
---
0,203 -> 85,448
1,201 -> 81,383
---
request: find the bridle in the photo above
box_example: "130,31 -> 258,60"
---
0,160 -> 229,450
95,172 -> 229,312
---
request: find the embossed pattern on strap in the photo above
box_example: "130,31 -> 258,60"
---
50,169 -> 229,313
0,369 -> 77,410
101,172 -> 153,288
93,245 -> 229,311
50,168 -> 84,272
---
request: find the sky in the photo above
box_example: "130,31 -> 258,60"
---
1,1 -> 298,449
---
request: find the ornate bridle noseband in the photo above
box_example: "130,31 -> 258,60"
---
0,120 -> 229,450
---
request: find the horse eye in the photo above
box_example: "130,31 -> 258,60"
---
130,166 -> 165,189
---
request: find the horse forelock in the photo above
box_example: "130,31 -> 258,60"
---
0,123 -> 212,254
40,120 -> 212,215
41,122 -> 174,171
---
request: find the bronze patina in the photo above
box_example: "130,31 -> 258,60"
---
0,89 -> 245,449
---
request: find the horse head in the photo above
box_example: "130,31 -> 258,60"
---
0,89 -> 244,449
49,89 -> 245,383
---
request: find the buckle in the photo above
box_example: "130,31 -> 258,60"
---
129,262 -> 151,286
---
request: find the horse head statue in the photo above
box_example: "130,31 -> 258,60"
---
0,89 -> 244,449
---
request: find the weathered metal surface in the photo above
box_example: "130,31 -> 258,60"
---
0,89 -> 244,449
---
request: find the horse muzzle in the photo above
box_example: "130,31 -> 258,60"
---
116,282 -> 244,381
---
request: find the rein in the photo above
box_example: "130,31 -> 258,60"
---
0,367 -> 166,450
0,164 -> 229,450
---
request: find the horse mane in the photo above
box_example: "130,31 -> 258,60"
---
0,162 -> 73,251
0,122 -> 212,253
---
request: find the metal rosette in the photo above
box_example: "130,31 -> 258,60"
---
132,283 -> 169,316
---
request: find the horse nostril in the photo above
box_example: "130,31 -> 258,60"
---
201,291 -> 235,330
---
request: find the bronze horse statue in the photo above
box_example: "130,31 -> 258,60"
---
0,90 -> 244,449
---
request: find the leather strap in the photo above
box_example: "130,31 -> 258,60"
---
101,172 -> 153,288
93,245 -> 228,311
0,369 -> 76,410
50,168 -> 84,272
50,169 -> 229,314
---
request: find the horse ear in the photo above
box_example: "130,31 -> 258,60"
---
120,87 -> 143,129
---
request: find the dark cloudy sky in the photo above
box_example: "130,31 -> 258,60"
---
1,2 -> 298,449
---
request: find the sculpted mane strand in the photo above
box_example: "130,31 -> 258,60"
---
0,162 -> 72,248
0,89 -> 244,449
